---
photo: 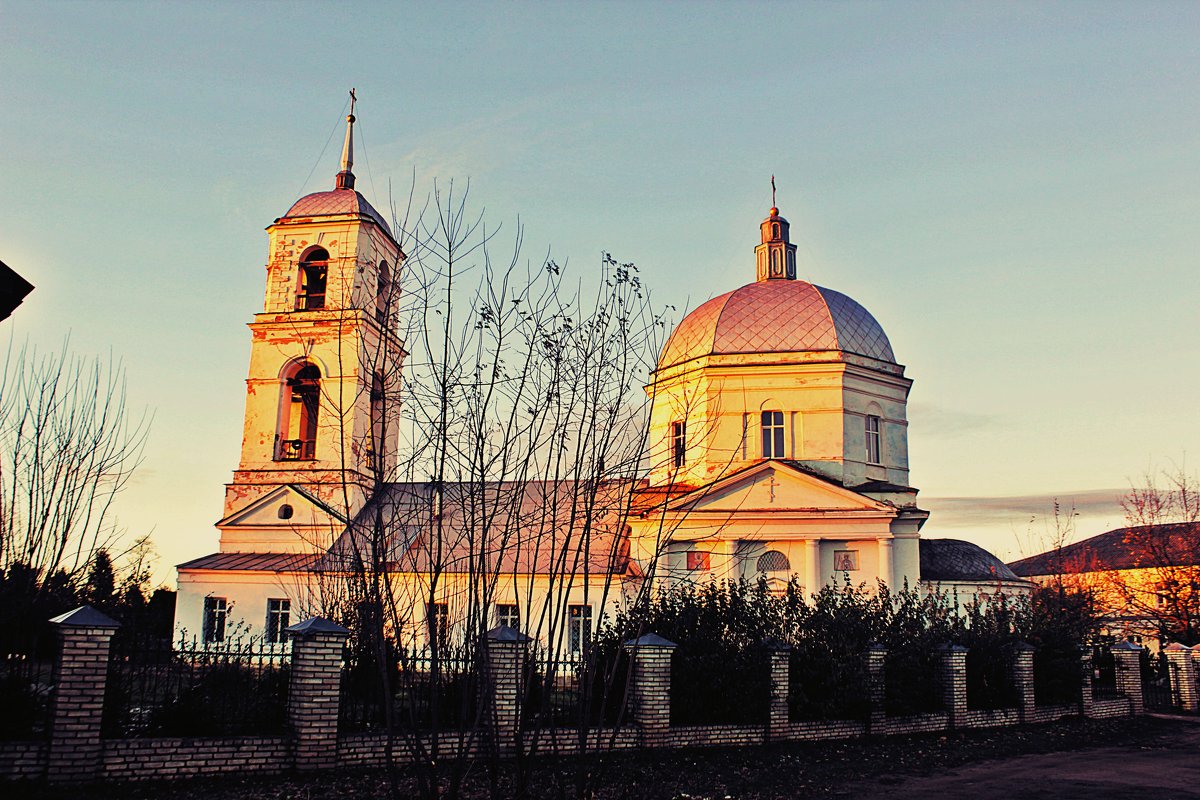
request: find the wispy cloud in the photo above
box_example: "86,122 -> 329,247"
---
920,487 -> 1128,561
908,402 -> 1002,438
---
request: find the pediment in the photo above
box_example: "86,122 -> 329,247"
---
217,484 -> 346,530
667,462 -> 891,515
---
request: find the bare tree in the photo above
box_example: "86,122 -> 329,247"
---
0,338 -> 150,592
1109,464 -> 1200,644
275,178 -> 682,799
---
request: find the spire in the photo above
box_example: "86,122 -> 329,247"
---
335,88 -> 357,191
754,180 -> 797,282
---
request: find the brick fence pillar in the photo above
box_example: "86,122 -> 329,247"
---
1164,643 -> 1198,713
1079,648 -> 1094,717
937,643 -> 968,728
286,617 -> 350,770
766,642 -> 790,740
1111,641 -> 1145,715
46,605 -> 120,783
865,643 -> 887,734
485,625 -> 533,752
622,633 -> 677,746
1193,645 -> 1200,709
1010,641 -> 1036,723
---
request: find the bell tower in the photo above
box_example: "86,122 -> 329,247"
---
221,93 -> 406,540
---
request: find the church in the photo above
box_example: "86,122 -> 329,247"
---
175,107 -> 1025,651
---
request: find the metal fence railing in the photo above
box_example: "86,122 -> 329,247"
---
339,645 -> 480,733
102,632 -> 291,738
0,633 -> 55,740
522,654 -> 584,729
1091,647 -> 1123,700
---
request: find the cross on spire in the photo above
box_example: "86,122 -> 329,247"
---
336,88 -> 357,190
771,175 -> 776,210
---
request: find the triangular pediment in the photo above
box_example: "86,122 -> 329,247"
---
666,461 -> 892,515
217,484 -> 347,530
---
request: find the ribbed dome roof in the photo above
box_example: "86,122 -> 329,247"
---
920,539 -> 1025,583
658,280 -> 895,369
281,188 -> 392,238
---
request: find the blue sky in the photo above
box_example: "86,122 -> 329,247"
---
2,1 -> 1197,581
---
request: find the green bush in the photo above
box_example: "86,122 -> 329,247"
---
586,579 -> 1096,727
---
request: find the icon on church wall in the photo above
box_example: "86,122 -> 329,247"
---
833,550 -> 859,572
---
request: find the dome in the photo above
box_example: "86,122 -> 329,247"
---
658,280 -> 896,370
280,188 -> 393,238
919,539 -> 1025,583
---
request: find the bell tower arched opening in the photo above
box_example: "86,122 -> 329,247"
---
276,362 -> 321,461
297,247 -> 329,310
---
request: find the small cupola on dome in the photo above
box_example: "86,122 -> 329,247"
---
755,178 -> 797,281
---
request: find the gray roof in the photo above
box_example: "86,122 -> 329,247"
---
1007,523 -> 1200,577
920,538 -> 1026,583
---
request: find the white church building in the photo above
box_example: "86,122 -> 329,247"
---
176,108 -> 1026,651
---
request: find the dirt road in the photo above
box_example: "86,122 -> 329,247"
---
846,716 -> 1200,799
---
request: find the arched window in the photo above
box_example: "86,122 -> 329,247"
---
772,222 -> 780,240
770,250 -> 781,276
376,260 -> 391,324
297,248 -> 329,310
276,363 -> 320,460
757,550 -> 790,573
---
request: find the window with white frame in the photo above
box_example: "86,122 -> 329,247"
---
762,410 -> 784,458
265,598 -> 291,644
671,420 -> 686,468
203,596 -> 227,644
496,603 -> 520,630
568,605 -> 592,655
427,602 -> 449,650
865,414 -> 882,464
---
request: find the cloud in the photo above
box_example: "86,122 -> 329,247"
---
920,488 -> 1128,561
907,402 -> 1002,438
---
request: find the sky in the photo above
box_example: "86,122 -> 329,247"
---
1,1 -> 1197,584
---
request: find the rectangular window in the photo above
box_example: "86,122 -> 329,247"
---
833,550 -> 859,572
265,598 -> 291,644
865,414 -> 882,464
427,602 -> 449,649
687,551 -> 711,571
762,410 -> 784,458
496,603 -> 520,630
203,596 -> 227,644
568,605 -> 592,655
671,421 -> 687,468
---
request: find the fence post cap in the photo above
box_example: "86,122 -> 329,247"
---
622,633 -> 677,650
1191,644 -> 1200,652
49,605 -> 120,629
936,642 -> 968,653
285,616 -> 349,637
485,625 -> 533,643
1164,642 -> 1191,652
1110,640 -> 1144,652
762,637 -> 792,653
1010,640 -> 1036,653
866,641 -> 887,653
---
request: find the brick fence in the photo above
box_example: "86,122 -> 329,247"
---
1,605 -> 1175,784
